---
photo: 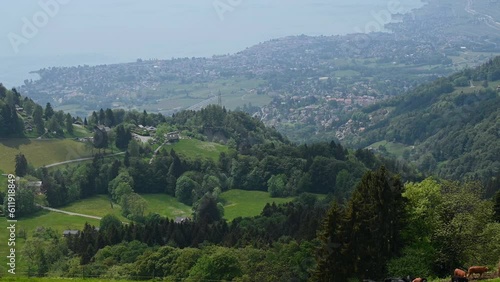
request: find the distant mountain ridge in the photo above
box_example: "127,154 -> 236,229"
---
343,57 -> 500,182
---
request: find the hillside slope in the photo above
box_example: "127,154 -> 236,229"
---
344,57 -> 500,181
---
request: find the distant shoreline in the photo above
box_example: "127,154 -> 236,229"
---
0,0 -> 426,88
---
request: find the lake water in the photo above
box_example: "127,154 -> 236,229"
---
0,0 -> 424,87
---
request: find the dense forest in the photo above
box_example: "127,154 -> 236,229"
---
1,75 -> 500,280
346,56 -> 500,184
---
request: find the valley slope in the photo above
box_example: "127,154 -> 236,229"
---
342,57 -> 500,183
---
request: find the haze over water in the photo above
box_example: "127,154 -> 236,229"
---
0,0 -> 423,87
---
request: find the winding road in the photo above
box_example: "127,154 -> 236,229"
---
465,0 -> 500,31
44,152 -> 125,168
35,152 -> 126,222
38,205 -> 102,220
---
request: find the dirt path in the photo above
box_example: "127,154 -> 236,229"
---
38,205 -> 102,220
44,152 -> 125,168
150,142 -> 167,164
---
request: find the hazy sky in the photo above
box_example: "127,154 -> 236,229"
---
0,0 -> 424,59
0,0 -> 423,86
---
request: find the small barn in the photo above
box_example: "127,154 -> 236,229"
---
165,131 -> 180,142
174,217 -> 190,224
63,230 -> 80,237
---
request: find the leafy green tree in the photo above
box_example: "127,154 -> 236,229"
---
93,127 -> 109,152
36,248 -> 49,277
15,153 -> 28,177
453,76 -> 469,87
201,175 -> 221,195
169,248 -> 203,280
188,249 -> 242,281
121,193 -> 147,219
387,242 -> 435,278
44,102 -> 54,121
108,171 -> 134,202
33,105 -> 45,135
343,166 -> 407,280
309,156 -> 338,193
41,171 -> 68,207
100,214 -> 123,234
267,174 -> 287,197
104,108 -> 115,127
494,190 -> 500,223
468,222 -> 500,267
387,178 -> 443,277
297,172 -> 313,193
22,237 -> 41,276
175,175 -> 198,205
314,201 -> 348,282
127,139 -> 140,157
140,110 -> 148,126
47,116 -> 62,135
431,181 -> 493,275
89,111 -> 98,126
403,178 -> 442,242
123,151 -> 130,167
54,110 -> 65,125
99,108 -> 105,125
5,179 -> 39,217
65,113 -> 73,134
194,195 -> 222,224
115,125 -> 132,150
335,169 -> 354,201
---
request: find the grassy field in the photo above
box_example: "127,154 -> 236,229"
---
0,171 -> 6,188
367,140 -> 409,158
67,125 -> 93,138
220,189 -> 294,221
59,195 -> 129,222
0,139 -> 92,173
164,139 -> 230,161
46,154 -> 124,172
0,194 -> 190,274
0,210 -> 101,275
60,194 -> 192,220
141,194 -> 192,219
16,210 -> 100,234
143,77 -> 270,112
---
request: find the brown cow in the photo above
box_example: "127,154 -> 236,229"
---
467,266 -> 488,278
454,268 -> 467,277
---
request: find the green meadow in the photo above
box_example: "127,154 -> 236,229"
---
0,139 -> 92,173
164,139 -> 230,161
59,195 -> 129,222
220,189 -> 294,221
141,194 -> 192,219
